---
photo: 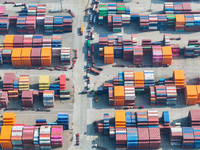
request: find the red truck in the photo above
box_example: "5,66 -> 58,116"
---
90,67 -> 100,75
68,9 -> 75,18
88,32 -> 91,40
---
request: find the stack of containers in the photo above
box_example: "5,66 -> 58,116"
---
193,127 -> 200,148
9,16 -> 17,26
31,48 -> 42,66
3,73 -> 15,91
22,91 -> 33,107
0,49 -> 2,65
115,128 -> 127,149
8,90 -> 18,100
115,111 -> 126,128
33,126 -> 40,149
133,46 -> 143,65
122,15 -> 130,26
137,111 -> 148,127
108,15 -> 113,31
182,127 -> 194,148
0,6 -> 5,15
21,48 -> 31,66
155,86 -> 167,105
114,86 -> 124,106
104,114 -> 109,135
108,3 -> 117,15
54,16 -> 63,33
134,72 -> 144,91
99,35 -> 108,59
161,111 -> 170,134
140,15 -> 149,31
152,46 -> 163,66
166,86 -> 177,105
171,44 -> 180,57
52,35 -> 62,55
109,126 -> 115,139
16,16 -> 26,33
11,48 -> 22,67
108,87 -> 114,106
13,77 -> 19,91
22,126 -> 35,149
63,16 -> 73,32
3,112 -> 16,126
149,15 -> 158,31
162,46 -> 172,65
44,16 -> 54,33
127,128 -> 138,149
188,110 -> 200,127
112,15 -> 122,32
11,126 -> 24,149
124,86 -> 135,106
144,70 -> 154,87
142,39 -> 151,54
123,45 -> 133,61
0,126 -> 13,149
138,128 -> 149,149
170,127 -> 182,146
33,35 -> 43,47
57,113 -> 69,130
184,46 -> 199,58
43,37 -> 52,47
19,75 -> 30,91
0,91 -> 9,107
124,71 -> 134,86
2,49 -> 12,64
118,72 -> 124,85
26,16 -> 36,34
147,110 -> 159,127
173,70 -> 185,88
51,125 -> 63,148
60,47 -> 70,64
185,85 -> 198,105
39,126 -> 51,149
167,14 -> 176,28
164,34 -> 170,46
158,15 -> 168,30
98,4 -> 107,24
132,34 -> 137,46
175,14 -> 185,32
27,5 -> 37,16
104,47 -> 114,64
23,35 -> 33,47
43,90 -> 54,107
0,15 -> 9,34
148,128 -> 161,149
41,47 -> 52,66
60,75 -> 70,99
131,112 -> 137,127
37,4 -> 46,25
126,112 -> 132,127
39,75 -> 50,90
164,2 -> 192,14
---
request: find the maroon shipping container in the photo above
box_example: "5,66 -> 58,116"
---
31,48 -> 41,66
138,128 -> 149,149
22,91 -> 33,107
149,128 -> 161,149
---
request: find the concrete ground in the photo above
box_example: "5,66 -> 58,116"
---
0,0 -> 200,150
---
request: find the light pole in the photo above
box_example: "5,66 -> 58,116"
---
60,0 -> 63,12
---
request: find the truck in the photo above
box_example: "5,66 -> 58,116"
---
90,14 -> 93,24
90,67 -> 100,75
68,9 -> 75,18
80,25 -> 83,35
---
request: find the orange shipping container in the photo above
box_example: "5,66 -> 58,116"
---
0,126 -> 13,149
21,48 -> 32,66
4,35 -> 15,48
196,85 -> 200,103
41,47 -> 52,66
11,48 -> 22,67
104,47 -> 114,64
185,85 -> 198,105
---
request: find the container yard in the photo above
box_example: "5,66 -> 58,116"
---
0,0 -> 200,150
